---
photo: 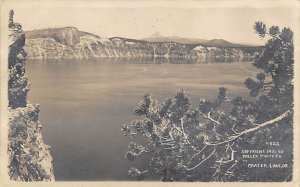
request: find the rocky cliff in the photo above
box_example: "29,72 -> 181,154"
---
8,10 -> 55,181
24,28 -> 260,61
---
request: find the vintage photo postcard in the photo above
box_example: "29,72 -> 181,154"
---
0,0 -> 299,186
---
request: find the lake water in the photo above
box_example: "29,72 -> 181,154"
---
26,58 -> 258,181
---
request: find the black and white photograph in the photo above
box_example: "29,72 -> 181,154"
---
1,0 -> 299,185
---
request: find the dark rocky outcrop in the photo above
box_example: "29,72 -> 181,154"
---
8,10 -> 55,181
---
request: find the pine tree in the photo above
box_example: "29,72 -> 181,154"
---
121,22 -> 293,181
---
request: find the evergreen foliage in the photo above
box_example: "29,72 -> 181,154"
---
122,22 -> 294,181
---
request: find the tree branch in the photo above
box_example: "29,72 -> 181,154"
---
200,111 -> 221,125
180,118 -> 190,144
191,145 -> 207,159
186,149 -> 216,171
205,110 -> 291,146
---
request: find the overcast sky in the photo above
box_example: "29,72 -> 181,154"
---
9,1 -> 296,45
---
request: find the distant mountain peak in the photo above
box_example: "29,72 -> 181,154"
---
204,39 -> 232,46
148,31 -> 164,38
143,32 -> 208,44
209,39 -> 228,43
203,39 -> 253,48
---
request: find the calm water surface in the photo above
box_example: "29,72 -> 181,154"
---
26,58 -> 258,181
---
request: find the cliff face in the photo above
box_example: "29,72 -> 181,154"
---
24,28 -> 259,61
8,10 -> 55,181
25,27 -> 81,47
